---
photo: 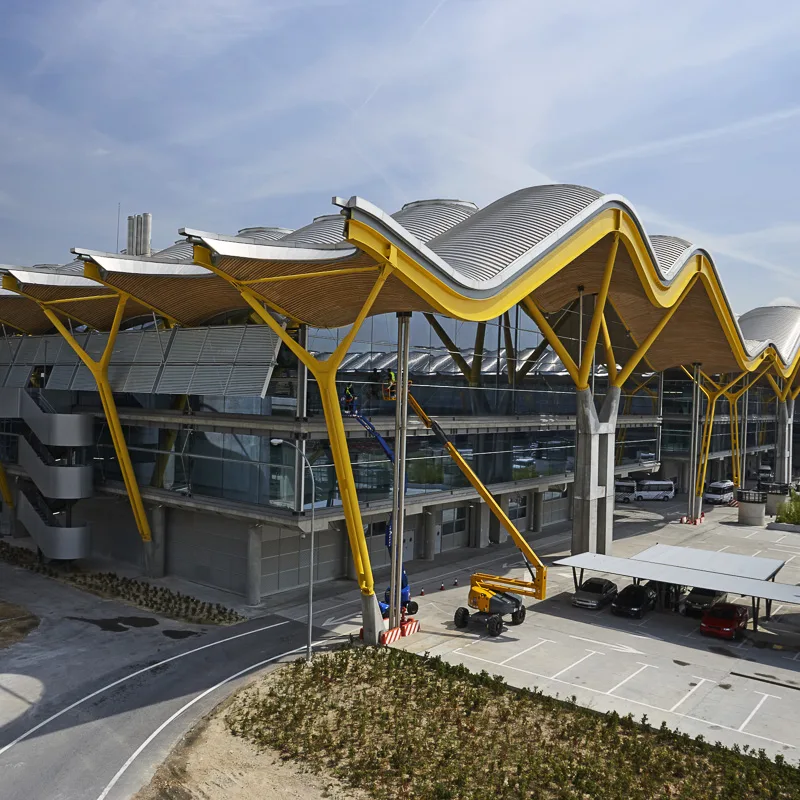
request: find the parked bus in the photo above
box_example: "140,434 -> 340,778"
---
614,480 -> 636,504
634,479 -> 675,501
704,480 -> 735,505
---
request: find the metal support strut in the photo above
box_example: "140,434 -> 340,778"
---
389,313 -> 411,630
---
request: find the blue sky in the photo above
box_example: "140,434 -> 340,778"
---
1,0 -> 799,313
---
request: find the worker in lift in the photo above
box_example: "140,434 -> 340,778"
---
343,382 -> 357,415
386,368 -> 397,400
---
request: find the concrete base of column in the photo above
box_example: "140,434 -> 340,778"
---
245,524 -> 262,605
143,505 -> 166,578
361,593 -> 384,645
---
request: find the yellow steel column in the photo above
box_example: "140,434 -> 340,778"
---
201,250 -> 391,597
39,296 -> 153,542
0,461 -> 14,508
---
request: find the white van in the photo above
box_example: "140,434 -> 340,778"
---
759,464 -> 774,482
704,480 -> 735,505
634,480 -> 675,501
614,480 -> 636,504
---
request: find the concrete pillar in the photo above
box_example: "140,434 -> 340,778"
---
489,494 -> 510,543
572,386 -> 621,555
469,502 -> 490,548
143,504 -> 166,578
776,399 -> 794,484
423,508 -> 436,560
246,524 -> 262,605
532,491 -> 544,534
567,484 -> 574,521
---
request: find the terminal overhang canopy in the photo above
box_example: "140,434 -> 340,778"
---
554,552 -> 800,607
0,186 -> 798,381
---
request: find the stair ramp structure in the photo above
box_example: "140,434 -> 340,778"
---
0,387 -> 94,559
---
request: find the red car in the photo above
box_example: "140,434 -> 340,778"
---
700,603 -> 749,640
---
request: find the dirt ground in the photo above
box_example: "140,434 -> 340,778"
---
134,691 -> 365,800
0,600 -> 39,648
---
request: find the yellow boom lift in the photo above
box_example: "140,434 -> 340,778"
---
405,393 -> 548,636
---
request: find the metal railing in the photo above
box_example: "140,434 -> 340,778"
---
736,489 -> 766,504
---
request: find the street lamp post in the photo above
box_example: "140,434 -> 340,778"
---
271,437 -> 315,661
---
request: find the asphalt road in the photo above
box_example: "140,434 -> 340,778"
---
0,613 -> 312,800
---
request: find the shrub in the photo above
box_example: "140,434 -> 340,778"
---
776,489 -> 800,524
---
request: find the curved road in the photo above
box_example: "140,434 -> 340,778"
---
0,613 -> 313,800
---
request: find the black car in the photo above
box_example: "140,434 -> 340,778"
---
680,587 -> 727,617
572,577 -> 618,610
611,583 -> 657,619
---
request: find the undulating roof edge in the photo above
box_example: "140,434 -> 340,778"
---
0,184 -> 798,380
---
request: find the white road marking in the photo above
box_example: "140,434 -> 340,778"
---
551,650 -> 601,679
321,613 -> 359,627
669,677 -> 716,712
606,663 -> 656,696
95,641 -> 312,800
752,550 -> 763,557
0,620 -> 290,758
776,535 -> 787,543
786,555 -> 797,564
738,691 -> 780,733
499,638 -> 553,666
454,651 -> 794,749
569,635 -> 644,655
461,635 -> 488,649
717,546 -> 731,552
744,531 -> 759,539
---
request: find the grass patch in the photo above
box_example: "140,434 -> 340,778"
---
0,540 -> 245,625
226,645 -> 800,800
0,599 -> 39,647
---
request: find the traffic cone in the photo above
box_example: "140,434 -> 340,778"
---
453,578 -> 458,586
440,583 -> 445,591
420,587 -> 425,596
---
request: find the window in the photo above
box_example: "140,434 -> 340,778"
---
507,495 -> 527,521
442,506 -> 467,536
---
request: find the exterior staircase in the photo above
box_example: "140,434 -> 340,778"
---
0,388 -> 94,559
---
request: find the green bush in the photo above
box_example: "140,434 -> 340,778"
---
0,541 -> 244,625
776,489 -> 800,524
407,458 -> 444,485
226,646 -> 800,800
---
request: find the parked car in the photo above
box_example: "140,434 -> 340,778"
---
680,587 -> 727,617
700,603 -> 749,640
572,577 -> 618,609
704,480 -> 735,505
611,583 -> 657,619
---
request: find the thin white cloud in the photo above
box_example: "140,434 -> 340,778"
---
558,106 -> 800,173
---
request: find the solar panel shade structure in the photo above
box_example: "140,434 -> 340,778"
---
554,553 -> 800,606
0,325 -> 281,396
632,544 -> 784,581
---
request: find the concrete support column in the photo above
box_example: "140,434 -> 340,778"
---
423,507 -> 436,560
143,504 -> 166,578
489,494 -> 510,543
469,502 -> 490,548
533,491 -> 544,533
572,386 -> 621,555
776,399 -> 794,484
246,524 -> 262,605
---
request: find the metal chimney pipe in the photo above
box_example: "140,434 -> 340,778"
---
134,214 -> 143,256
142,213 -> 152,257
126,216 -> 135,255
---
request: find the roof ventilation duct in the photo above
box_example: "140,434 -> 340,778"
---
125,213 -> 153,256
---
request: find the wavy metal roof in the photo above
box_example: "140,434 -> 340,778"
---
0,184 -> 797,385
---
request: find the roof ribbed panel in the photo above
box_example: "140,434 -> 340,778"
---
278,214 -> 345,245
738,306 -> 800,363
392,200 -> 478,243
650,235 -> 693,278
428,185 -> 602,282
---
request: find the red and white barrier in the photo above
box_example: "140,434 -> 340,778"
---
380,626 -> 404,645
400,618 -> 420,636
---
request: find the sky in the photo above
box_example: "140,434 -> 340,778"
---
0,0 -> 799,313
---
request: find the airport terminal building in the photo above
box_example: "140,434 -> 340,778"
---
0,189 -> 793,607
